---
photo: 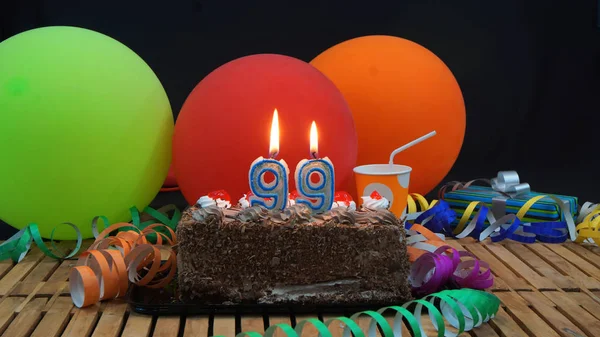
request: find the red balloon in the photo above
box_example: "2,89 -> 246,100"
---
162,165 -> 177,187
160,165 -> 179,192
173,54 -> 357,204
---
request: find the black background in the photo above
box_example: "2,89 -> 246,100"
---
1,0 -> 599,239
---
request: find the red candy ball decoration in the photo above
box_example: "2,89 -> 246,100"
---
370,190 -> 382,200
173,54 -> 358,204
207,189 -> 231,202
334,191 -> 354,203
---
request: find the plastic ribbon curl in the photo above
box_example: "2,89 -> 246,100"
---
410,195 -> 574,244
416,171 -> 582,243
405,201 -> 495,294
575,202 -> 600,244
70,221 -> 178,308
409,244 -> 493,296
0,222 -> 82,263
0,205 -> 180,263
223,289 -> 499,337
405,221 -> 494,295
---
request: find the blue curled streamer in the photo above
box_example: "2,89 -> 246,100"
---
410,200 -> 457,235
408,199 -> 570,244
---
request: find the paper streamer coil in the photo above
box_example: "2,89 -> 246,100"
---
0,222 -> 82,263
406,225 -> 494,295
408,191 -> 579,244
70,222 -> 177,308
0,205 -> 180,264
224,289 -> 499,337
576,202 -> 600,244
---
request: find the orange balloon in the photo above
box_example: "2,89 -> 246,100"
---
311,35 -> 465,195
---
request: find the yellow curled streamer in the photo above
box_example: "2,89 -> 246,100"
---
407,193 -> 438,214
453,201 -> 486,235
421,191 -> 592,243
576,204 -> 600,245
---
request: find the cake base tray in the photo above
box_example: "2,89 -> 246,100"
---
127,283 -> 402,316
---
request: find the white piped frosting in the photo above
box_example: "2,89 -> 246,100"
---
239,195 -> 250,209
240,193 -> 294,208
361,195 -> 390,210
197,196 -> 231,209
332,200 -> 357,211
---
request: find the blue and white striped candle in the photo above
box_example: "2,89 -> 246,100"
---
294,121 -> 335,213
248,109 -> 289,210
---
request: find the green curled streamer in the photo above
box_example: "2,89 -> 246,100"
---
1,204 -> 181,263
438,289 -> 499,329
435,293 -> 477,332
0,229 -> 32,262
233,333 -> 264,337
406,299 -> 446,337
264,323 -> 299,337
128,205 -> 181,243
348,310 -> 393,337
0,223 -> 82,262
91,215 -> 111,238
228,289 -> 500,337
378,305 -> 421,335
324,316 -> 364,337
294,318 -> 333,337
424,293 -> 465,336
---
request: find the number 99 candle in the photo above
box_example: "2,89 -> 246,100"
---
294,121 -> 335,213
248,109 -> 290,210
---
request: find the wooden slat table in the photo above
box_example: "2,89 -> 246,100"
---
1,239 -> 600,337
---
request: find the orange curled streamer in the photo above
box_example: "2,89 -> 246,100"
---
407,223 -> 448,262
69,222 -> 177,308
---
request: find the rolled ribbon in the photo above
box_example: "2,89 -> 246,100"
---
575,202 -> 600,245
128,204 -> 181,243
451,251 -> 493,290
409,246 -> 457,296
406,224 -> 447,262
456,195 -> 576,243
0,205 -> 180,264
411,187 -> 577,243
407,193 -> 438,218
411,200 -> 457,236
490,170 -> 530,197
70,222 -> 177,308
408,240 -> 494,296
0,222 -> 82,263
437,172 -> 579,242
226,289 -> 500,337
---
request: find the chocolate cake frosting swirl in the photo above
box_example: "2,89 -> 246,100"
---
236,205 -> 270,222
355,209 -> 400,226
272,204 -> 313,224
190,205 -> 224,224
316,207 -> 356,225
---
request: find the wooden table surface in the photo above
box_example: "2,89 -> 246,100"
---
1,238 -> 600,337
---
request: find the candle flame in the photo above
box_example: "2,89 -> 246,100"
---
269,109 -> 279,158
310,121 -> 318,159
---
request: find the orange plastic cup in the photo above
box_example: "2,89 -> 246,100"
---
353,164 -> 412,218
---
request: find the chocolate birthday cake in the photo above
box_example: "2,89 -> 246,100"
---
176,191 -> 412,305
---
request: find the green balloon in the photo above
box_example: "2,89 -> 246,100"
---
0,26 -> 173,239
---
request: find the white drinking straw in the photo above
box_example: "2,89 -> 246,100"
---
389,131 -> 437,164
